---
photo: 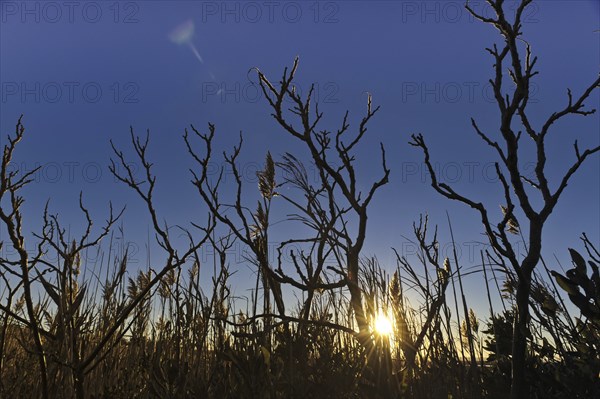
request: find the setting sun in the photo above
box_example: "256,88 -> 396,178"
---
374,313 -> 393,336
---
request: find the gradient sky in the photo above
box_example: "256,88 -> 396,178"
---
1,0 -> 599,318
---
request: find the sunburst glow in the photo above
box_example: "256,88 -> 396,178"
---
374,313 -> 393,336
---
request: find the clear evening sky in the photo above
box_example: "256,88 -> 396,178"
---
1,1 -> 599,314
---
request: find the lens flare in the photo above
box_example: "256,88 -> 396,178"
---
169,20 -> 204,64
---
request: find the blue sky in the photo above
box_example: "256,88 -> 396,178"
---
1,0 -> 599,316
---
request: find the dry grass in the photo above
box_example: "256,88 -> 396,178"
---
1,223 -> 598,398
